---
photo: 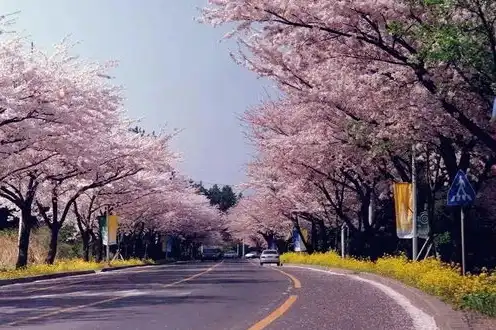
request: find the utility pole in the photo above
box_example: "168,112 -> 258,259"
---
341,223 -> 347,258
242,238 -> 245,257
106,209 -> 110,264
412,144 -> 418,261
368,194 -> 374,226
17,218 -> 22,247
461,208 -> 466,275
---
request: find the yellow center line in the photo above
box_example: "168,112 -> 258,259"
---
247,295 -> 298,330
161,262 -> 222,288
246,260 -> 301,288
273,268 -> 301,289
6,262 -> 222,327
243,261 -> 301,329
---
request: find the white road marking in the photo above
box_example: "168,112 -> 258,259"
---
0,307 -> 59,315
109,267 -> 211,274
0,289 -> 192,300
285,265 -> 438,330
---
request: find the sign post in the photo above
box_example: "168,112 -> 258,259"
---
411,145 -> 418,261
447,170 -> 476,276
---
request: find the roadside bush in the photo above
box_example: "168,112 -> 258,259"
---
281,252 -> 496,316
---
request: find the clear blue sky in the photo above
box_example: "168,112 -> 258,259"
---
0,0 -> 273,188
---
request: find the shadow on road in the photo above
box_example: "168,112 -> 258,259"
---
0,261 -> 274,328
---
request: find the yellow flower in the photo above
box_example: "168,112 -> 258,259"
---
0,258 -> 150,280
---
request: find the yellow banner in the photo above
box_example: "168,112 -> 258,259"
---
393,183 -> 414,239
301,228 -> 308,242
107,215 -> 119,245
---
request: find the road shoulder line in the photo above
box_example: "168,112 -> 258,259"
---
285,265 -> 441,330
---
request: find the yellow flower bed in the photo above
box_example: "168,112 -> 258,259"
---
0,258 -> 152,280
281,252 -> 496,316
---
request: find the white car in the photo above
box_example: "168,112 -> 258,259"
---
223,250 -> 238,259
259,249 -> 281,266
244,251 -> 259,259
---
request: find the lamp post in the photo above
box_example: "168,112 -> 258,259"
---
341,223 -> 348,258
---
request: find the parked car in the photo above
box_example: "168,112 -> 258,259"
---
223,250 -> 238,259
244,251 -> 259,259
201,248 -> 223,261
259,249 -> 281,266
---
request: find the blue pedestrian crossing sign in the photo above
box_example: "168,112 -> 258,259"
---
447,170 -> 476,206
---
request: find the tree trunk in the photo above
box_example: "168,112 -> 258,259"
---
16,209 -> 34,269
45,224 -> 60,264
82,231 -> 91,262
97,234 -> 103,262
311,220 -> 317,252
261,233 -> 273,249
318,220 -> 329,252
89,232 -> 101,262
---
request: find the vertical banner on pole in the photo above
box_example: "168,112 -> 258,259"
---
98,215 -> 118,246
98,216 -> 108,245
107,215 -> 118,245
393,182 -> 414,239
300,228 -> 308,252
417,205 -> 430,239
292,227 -> 301,252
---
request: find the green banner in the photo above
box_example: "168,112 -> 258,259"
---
98,216 -> 108,246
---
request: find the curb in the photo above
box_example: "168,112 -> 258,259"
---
0,260 -> 178,287
282,263 -> 496,330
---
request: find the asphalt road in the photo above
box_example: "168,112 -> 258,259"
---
0,260 -> 436,330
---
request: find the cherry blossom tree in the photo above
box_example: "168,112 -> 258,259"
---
226,193 -> 292,247
0,35 -> 126,267
199,0 -> 496,257
200,0 -> 496,154
35,127 -> 176,264
71,169 -> 168,261
200,0 -> 496,224
0,14 -> 227,267
111,173 -> 223,259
